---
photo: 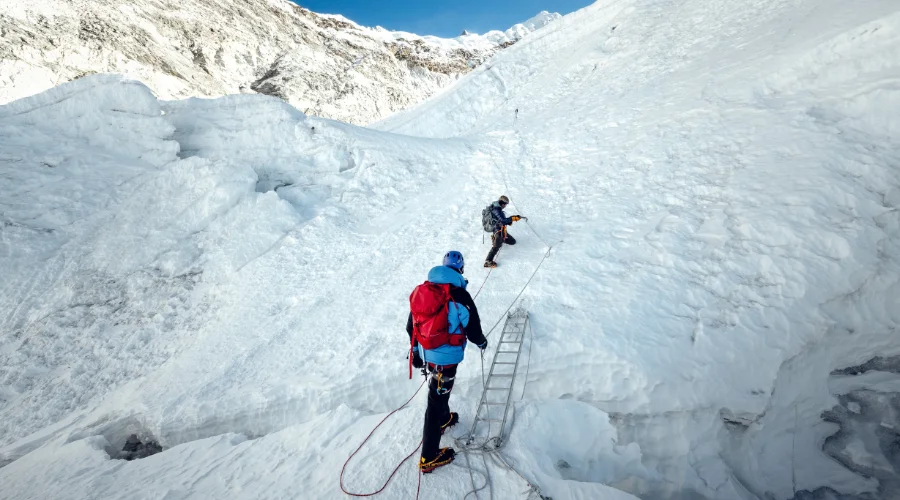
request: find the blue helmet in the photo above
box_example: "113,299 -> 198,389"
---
443,251 -> 465,273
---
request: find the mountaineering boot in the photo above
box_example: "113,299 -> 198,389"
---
484,260 -> 497,268
419,447 -> 455,473
441,412 -> 459,434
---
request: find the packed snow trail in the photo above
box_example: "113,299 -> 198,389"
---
3,0 -> 900,498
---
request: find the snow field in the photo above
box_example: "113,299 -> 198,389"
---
381,0 -> 900,496
1,75 -> 589,500
2,0 -> 900,498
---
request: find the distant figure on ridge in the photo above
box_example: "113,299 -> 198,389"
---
407,251 -> 487,473
481,195 -> 524,268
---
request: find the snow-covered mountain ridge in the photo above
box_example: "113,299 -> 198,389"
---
0,0 -> 559,124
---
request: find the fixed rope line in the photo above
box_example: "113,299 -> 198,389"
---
483,243 -> 554,340
455,414 -> 545,500
456,268 -> 550,500
488,451 -> 544,499
455,435 -> 494,500
524,218 -> 554,249
471,267 -> 493,300
457,239 -> 553,499
479,350 -> 487,395
466,348 -> 492,499
489,136 -> 557,251
520,318 -> 535,401
452,147 -> 559,499
507,198 -> 555,250
457,441 -> 491,500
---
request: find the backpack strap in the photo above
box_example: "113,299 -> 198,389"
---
408,337 -> 414,380
446,296 -> 467,346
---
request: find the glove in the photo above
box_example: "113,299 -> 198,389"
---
477,340 -> 488,351
511,215 -> 521,222
410,349 -> 424,369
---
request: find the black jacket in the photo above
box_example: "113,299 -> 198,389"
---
490,201 -> 513,232
406,286 -> 487,348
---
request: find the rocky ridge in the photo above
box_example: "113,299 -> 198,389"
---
0,0 -> 560,124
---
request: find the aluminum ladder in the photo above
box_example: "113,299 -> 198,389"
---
467,308 -> 529,446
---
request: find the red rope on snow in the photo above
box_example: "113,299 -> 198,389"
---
340,379 -> 427,497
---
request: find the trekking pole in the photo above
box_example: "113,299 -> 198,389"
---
480,349 -> 486,388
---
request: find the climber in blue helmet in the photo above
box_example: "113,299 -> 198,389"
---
406,251 -> 487,473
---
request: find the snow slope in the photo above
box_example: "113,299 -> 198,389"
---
0,0 -> 559,124
2,0 -> 899,499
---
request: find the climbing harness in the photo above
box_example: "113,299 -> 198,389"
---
432,367 -> 454,396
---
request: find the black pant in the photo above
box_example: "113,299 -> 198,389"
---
421,364 -> 457,460
486,229 -> 516,262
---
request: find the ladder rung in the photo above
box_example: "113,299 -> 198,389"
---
476,418 -> 504,422
481,402 -> 506,406
488,374 -> 515,377
485,386 -> 509,390
493,362 -> 517,365
497,350 -> 519,353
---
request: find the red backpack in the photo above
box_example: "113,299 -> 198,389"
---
408,282 -> 465,377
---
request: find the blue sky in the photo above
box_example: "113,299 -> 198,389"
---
292,1 -> 593,37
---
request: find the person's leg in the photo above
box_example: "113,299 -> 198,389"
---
421,365 -> 457,460
504,233 -> 517,245
486,231 -> 504,262
435,365 -> 457,431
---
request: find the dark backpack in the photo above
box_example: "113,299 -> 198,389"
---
481,205 -> 498,232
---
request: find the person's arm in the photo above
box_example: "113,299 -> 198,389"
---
407,311 -> 424,368
451,288 -> 487,347
492,206 -> 513,226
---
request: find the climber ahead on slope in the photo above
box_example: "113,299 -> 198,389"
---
407,251 -> 487,473
482,195 -> 524,268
